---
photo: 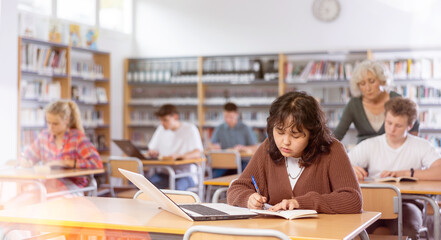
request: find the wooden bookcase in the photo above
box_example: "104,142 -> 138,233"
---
123,50 -> 441,150
17,37 -> 111,158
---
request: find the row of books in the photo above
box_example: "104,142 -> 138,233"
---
291,87 -> 351,104
20,43 -> 67,75
205,88 -> 278,99
129,59 -> 198,74
131,87 -> 197,99
127,71 -> 198,83
21,108 -> 45,127
21,80 -> 61,101
393,85 -> 441,103
381,59 -> 441,80
71,61 -> 104,80
84,130 -> 108,151
202,57 -> 278,75
285,61 -> 356,82
419,110 -> 441,129
71,85 -> 108,104
421,135 -> 441,149
82,109 -> 105,128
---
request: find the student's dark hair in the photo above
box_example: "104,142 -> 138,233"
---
384,97 -> 418,126
155,104 -> 179,117
266,91 -> 333,166
223,102 -> 238,112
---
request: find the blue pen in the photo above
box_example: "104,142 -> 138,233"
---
251,175 -> 261,195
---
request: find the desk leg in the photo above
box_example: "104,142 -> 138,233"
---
162,166 -> 176,190
358,230 -> 369,240
402,194 -> 440,240
198,161 -> 205,199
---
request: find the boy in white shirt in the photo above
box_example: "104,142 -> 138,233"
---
148,104 -> 203,190
348,97 -> 441,239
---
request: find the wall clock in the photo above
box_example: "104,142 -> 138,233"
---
312,0 -> 341,22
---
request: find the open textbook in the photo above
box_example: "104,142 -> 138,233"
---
250,209 -> 318,220
374,176 -> 417,183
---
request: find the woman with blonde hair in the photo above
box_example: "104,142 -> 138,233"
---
21,99 -> 102,190
333,60 -> 419,143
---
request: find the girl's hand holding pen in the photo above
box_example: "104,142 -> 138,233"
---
248,192 -> 268,209
248,175 -> 267,209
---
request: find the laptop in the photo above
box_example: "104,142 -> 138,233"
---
113,139 -> 156,160
118,168 -> 257,221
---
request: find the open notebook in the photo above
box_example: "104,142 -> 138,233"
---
119,169 -> 257,221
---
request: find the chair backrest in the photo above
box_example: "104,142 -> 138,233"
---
134,189 -> 201,203
108,156 -> 143,186
359,183 -> 403,239
206,150 -> 242,177
183,225 -> 291,240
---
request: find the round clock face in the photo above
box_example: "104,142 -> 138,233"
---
312,0 -> 341,22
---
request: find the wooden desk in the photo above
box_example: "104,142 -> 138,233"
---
0,168 -> 104,200
141,158 -> 206,199
362,180 -> 441,240
0,197 -> 381,240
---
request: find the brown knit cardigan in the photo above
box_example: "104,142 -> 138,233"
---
227,139 -> 362,214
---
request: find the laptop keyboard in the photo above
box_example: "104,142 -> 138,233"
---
180,204 -> 229,216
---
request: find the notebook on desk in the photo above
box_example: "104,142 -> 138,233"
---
119,168 -> 257,221
113,139 -> 156,160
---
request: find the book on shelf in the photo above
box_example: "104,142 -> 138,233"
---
374,176 -> 417,183
83,27 -> 98,50
96,87 -> 108,103
250,209 -> 318,220
48,19 -> 62,43
69,24 -> 82,47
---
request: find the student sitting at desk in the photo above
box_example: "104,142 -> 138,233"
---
348,97 -> 441,240
227,91 -> 362,214
16,100 -> 102,203
147,104 -> 203,191
209,102 -> 259,177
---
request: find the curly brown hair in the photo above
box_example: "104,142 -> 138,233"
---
384,97 -> 418,126
266,91 -> 333,166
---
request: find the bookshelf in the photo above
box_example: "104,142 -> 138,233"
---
124,49 -> 441,150
17,37 -> 111,157
124,55 -> 279,148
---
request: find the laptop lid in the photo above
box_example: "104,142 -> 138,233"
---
118,169 -> 257,221
113,139 -> 154,160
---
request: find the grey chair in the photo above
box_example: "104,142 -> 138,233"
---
134,189 -> 201,203
183,225 -> 291,240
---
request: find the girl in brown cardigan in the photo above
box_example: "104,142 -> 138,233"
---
227,91 -> 362,214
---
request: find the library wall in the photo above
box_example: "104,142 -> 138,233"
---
97,30 -> 133,155
134,0 -> 441,57
0,0 -> 18,163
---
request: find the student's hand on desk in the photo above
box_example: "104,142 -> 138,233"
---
353,166 -> 368,181
247,192 -> 267,209
19,158 -> 34,168
380,170 -> 404,178
209,143 -> 221,150
168,154 -> 184,161
233,145 -> 246,151
45,159 -> 75,169
148,150 -> 159,158
269,199 -> 299,211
